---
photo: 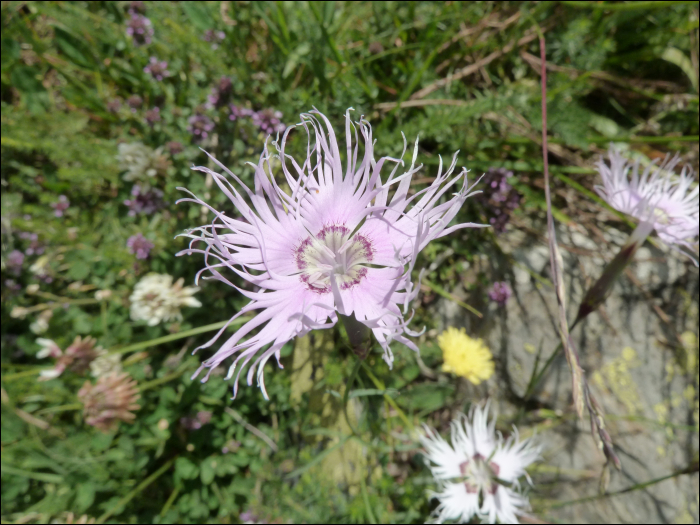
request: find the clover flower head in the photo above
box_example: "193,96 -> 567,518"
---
78,372 -> 140,432
438,327 -> 494,385
129,273 -> 201,326
30,309 -> 53,334
38,336 -> 101,380
117,142 -> 169,182
420,403 -> 540,524
595,146 -> 699,264
127,233 -> 154,259
89,349 -> 122,378
177,108 -> 486,398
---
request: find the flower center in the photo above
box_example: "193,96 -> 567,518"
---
459,454 -> 500,495
295,224 -> 374,294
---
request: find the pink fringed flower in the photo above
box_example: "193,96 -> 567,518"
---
178,109 -> 485,398
595,147 -> 699,264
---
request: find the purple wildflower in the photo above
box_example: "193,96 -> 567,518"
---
166,141 -> 183,155
127,95 -> 143,113
177,108 -> 486,398
144,107 -> 161,126
6,250 -> 24,275
51,195 -> 70,217
124,185 -> 166,216
106,99 -> 122,113
179,410 -> 212,430
207,77 -> 233,109
126,12 -> 153,46
128,1 -> 146,14
187,114 -> 215,141
19,232 -> 44,256
202,29 -> 225,49
251,108 -> 286,134
4,279 -> 21,293
127,233 -> 154,259
481,168 -> 521,234
488,281 -> 512,307
143,57 -> 170,81
229,104 -> 255,122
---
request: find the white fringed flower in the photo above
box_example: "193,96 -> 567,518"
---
129,273 -> 201,326
177,108 -> 485,398
595,147 -> 699,264
420,403 -> 540,524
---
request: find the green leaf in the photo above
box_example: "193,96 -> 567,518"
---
175,457 -> 199,480
53,27 -> 96,70
75,482 -> 96,512
200,458 -> 215,485
1,38 -> 20,70
181,2 -> 212,32
661,47 -> 698,92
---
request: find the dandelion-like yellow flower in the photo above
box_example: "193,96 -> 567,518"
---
438,327 -> 494,384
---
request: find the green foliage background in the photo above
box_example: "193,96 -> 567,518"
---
1,1 -> 698,523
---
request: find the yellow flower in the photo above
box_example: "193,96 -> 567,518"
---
438,327 -> 494,384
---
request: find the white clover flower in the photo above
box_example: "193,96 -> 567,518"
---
595,146 -> 699,264
90,348 -> 122,378
129,273 -> 201,326
178,108 -> 485,398
30,309 -> 53,335
420,403 -> 540,524
117,142 -> 167,182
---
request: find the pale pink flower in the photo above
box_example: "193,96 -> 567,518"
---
178,109 -> 485,398
595,147 -> 699,264
420,403 -> 540,524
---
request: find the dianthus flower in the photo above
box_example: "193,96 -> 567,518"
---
129,273 -> 201,326
438,327 -> 494,385
595,146 -> 698,263
576,147 -> 699,324
420,403 -> 540,524
178,108 -> 485,398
